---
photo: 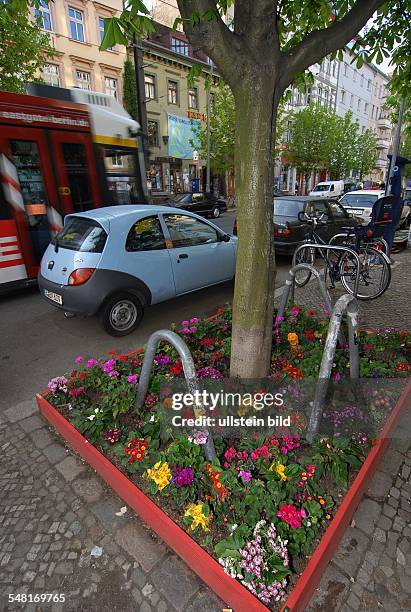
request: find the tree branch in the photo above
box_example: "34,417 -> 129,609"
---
283,0 -> 385,86
176,0 -> 243,86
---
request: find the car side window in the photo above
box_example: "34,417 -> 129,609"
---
125,216 -> 166,251
164,214 -> 218,248
306,200 -> 328,217
330,184 -> 334,192
328,200 -> 347,218
192,193 -> 204,202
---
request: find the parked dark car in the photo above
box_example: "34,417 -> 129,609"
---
165,193 -> 227,218
233,196 -> 360,255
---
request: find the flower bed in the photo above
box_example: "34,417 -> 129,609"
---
40,308 -> 409,610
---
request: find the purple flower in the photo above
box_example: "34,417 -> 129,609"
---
127,374 -> 139,383
75,356 -> 84,363
197,366 -> 222,380
172,465 -> 194,487
239,470 -> 252,483
181,327 -> 191,334
154,353 -> 171,366
190,318 -> 199,324
188,430 -> 208,445
181,320 -> 189,326
86,359 -> 99,368
332,372 -> 341,381
290,306 -> 301,316
102,359 -> 117,373
189,326 -> 197,333
47,376 -> 69,394
108,370 -> 120,377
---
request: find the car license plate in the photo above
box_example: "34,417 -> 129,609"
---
44,289 -> 63,305
350,209 -> 364,215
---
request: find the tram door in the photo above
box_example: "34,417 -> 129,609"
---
0,127 -> 60,278
50,131 -> 101,214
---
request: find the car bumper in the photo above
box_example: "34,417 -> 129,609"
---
274,240 -> 302,256
38,273 -> 98,316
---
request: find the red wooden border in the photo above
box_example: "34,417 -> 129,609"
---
37,378 -> 410,612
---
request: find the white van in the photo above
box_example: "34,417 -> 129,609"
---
309,180 -> 344,198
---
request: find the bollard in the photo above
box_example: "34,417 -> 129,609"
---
135,329 -> 217,461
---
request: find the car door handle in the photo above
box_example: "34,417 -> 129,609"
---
178,253 -> 189,260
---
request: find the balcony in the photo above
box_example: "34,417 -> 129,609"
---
376,138 -> 390,149
377,117 -> 391,130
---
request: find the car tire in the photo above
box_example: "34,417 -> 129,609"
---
99,293 -> 143,337
212,206 -> 221,218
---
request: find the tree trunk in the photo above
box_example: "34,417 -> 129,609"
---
230,75 -> 279,379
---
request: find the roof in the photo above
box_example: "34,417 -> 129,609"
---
342,190 -> 385,195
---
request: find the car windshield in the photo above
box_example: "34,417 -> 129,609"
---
274,199 -> 305,217
52,217 -> 107,252
311,184 -> 330,192
171,194 -> 191,203
340,194 -> 378,208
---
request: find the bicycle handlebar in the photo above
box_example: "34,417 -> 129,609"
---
298,211 -> 328,226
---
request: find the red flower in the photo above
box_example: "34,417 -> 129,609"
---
305,330 -> 315,341
78,373 -> 87,379
200,338 -> 214,346
216,308 -> 225,313
396,362 -> 409,372
400,330 -> 408,338
211,351 -> 224,362
118,355 -> 128,362
306,308 -> 317,317
169,361 -> 183,376
69,386 -> 84,397
108,350 -> 117,356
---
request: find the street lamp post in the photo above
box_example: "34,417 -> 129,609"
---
205,63 -> 214,193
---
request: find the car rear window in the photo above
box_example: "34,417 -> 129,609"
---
274,199 -> 304,217
340,194 -> 378,208
52,217 -> 107,252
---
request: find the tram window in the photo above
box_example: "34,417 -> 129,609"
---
61,143 -> 93,212
101,147 -> 141,204
10,141 -> 49,212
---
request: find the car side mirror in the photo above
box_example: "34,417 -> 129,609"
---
298,211 -> 307,222
221,233 -> 231,242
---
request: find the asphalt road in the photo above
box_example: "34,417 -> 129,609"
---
0,211 -> 293,410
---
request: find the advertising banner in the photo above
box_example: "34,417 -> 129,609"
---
168,113 -> 200,159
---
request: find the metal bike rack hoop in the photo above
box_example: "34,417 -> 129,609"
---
292,243 -> 362,298
277,263 -> 333,321
306,294 -> 360,443
135,329 -> 217,461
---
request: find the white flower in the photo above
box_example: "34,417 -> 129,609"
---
87,414 -> 96,421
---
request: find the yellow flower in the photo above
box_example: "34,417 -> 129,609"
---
184,501 -> 211,531
147,461 -> 172,491
314,331 -> 323,339
287,332 -> 299,347
275,463 -> 287,481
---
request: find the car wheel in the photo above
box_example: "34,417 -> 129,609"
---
99,294 -> 143,337
212,206 -> 221,218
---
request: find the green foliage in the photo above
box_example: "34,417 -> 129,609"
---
0,5 -> 52,93
353,128 -> 378,180
123,58 -> 138,119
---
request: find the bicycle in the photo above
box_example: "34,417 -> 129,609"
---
293,212 -> 391,300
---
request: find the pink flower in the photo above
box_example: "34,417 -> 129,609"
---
332,372 -> 341,381
102,359 -> 116,373
190,318 -> 199,324
238,470 -> 252,482
189,326 -> 197,332
127,374 -> 139,383
108,370 -> 120,377
69,386 -> 85,397
181,327 -> 191,334
277,504 -> 305,529
86,359 -> 99,368
75,356 -> 84,363
181,320 -> 189,326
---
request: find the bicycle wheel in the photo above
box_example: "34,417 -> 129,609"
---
294,245 -> 315,287
339,245 -> 391,300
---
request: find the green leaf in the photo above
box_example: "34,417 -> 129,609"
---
173,17 -> 183,30
99,17 -> 127,50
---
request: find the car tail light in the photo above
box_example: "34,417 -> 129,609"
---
68,268 -> 95,285
366,229 -> 374,238
274,226 -> 292,237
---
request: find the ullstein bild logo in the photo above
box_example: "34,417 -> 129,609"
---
0,111 -> 89,127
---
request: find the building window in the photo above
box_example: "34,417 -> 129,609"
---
144,74 -> 156,100
357,99 -> 361,111
340,90 -> 346,104
168,80 -> 178,105
332,61 -> 337,77
188,87 -> 198,109
105,77 -> 118,99
361,126 -> 365,133
76,70 -> 91,90
379,84 -> 383,98
371,105 -> 375,118
148,120 -> 159,147
171,37 -> 189,56
69,7 -> 85,42
350,94 -> 354,107
360,75 -> 364,87
35,0 -> 52,31
344,63 -> 348,76
364,102 -> 369,114
43,64 -> 60,87
367,79 -> 372,90
324,89 -> 329,105
306,87 -> 312,103
353,70 -> 356,82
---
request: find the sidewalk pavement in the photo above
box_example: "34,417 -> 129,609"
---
1,249 -> 410,612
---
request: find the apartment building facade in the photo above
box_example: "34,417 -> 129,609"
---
142,23 -> 218,198
33,0 -> 126,102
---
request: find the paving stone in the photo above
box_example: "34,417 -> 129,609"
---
55,456 -> 86,482
42,443 -> 67,464
380,450 -> 405,476
19,415 -> 45,433
333,527 -> 369,577
90,496 -> 131,531
4,399 -> 37,423
185,591 -> 223,612
367,470 -> 393,502
354,499 -> 381,535
151,556 -> 199,610
306,564 -> 349,611
71,475 -> 104,503
115,523 -> 166,574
